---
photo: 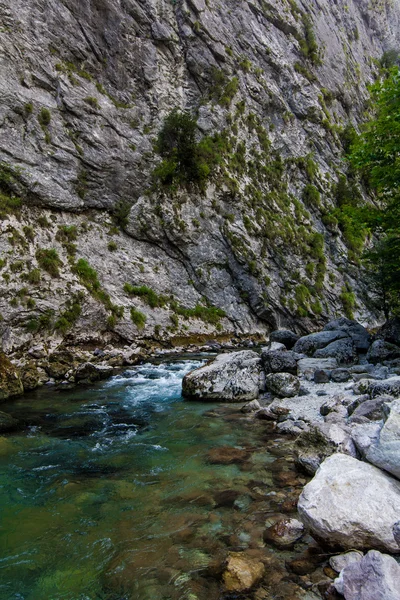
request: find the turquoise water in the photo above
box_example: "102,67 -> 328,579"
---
0,359 -> 306,600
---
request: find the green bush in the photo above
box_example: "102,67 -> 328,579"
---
302,184 -> 320,208
56,225 -> 78,243
38,108 -> 51,127
340,284 -> 356,319
130,307 -> 146,329
73,258 -> 99,289
54,297 -> 82,334
108,240 -> 118,252
84,96 -> 100,109
124,284 -> 166,308
36,248 -> 62,277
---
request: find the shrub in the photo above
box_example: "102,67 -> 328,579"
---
38,108 -> 51,127
124,284 -> 166,308
108,240 -> 118,252
73,258 -> 99,289
54,297 -> 82,334
56,225 -> 78,243
340,284 -> 356,319
84,96 -> 100,109
36,248 -> 62,277
130,307 -> 146,329
302,184 -> 320,208
112,200 -> 131,229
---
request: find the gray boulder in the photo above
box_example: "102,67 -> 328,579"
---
298,453 -> 400,553
269,329 -> 299,349
324,318 -> 371,352
74,363 -> 114,383
0,353 -> 24,401
293,331 -> 349,356
265,373 -> 300,398
365,401 -> 400,480
331,368 -> 351,383
375,318 -> 400,347
314,338 -> 357,365
262,349 -> 298,375
368,377 -> 400,398
334,550 -> 400,600
182,351 -> 261,402
349,396 -> 392,421
350,422 -> 382,456
367,340 -> 400,365
241,399 -> 261,413
314,369 -> 330,383
298,358 -> 338,380
329,550 -> 363,574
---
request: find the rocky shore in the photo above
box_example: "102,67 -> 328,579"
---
182,316 -> 400,599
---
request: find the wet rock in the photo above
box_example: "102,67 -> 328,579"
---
276,419 -> 309,435
263,518 -> 304,548
314,338 -> 357,365
367,340 -> 400,364
19,362 -> 42,391
265,373 -> 300,398
223,552 -> 265,592
365,400 -> 400,480
323,318 -> 371,352
287,545 -> 326,575
74,363 -> 114,383
314,369 -> 330,383
298,358 -> 338,380
329,550 -> 363,574
331,368 -> 351,383
241,399 -> 261,413
293,331 -> 349,357
334,550 -> 400,600
0,353 -> 23,401
270,329 -> 300,349
214,489 -> 241,508
207,446 -> 250,465
0,411 -> 19,432
262,349 -> 298,375
298,453 -> 400,553
182,351 -> 261,402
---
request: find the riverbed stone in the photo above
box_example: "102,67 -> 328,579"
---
182,351 -> 261,402
334,550 -> 400,600
270,330 -> 300,349
331,368 -> 351,383
223,552 -> 265,592
241,399 -> 261,413
314,369 -> 330,383
298,453 -> 400,553
74,363 -> 114,383
263,518 -> 304,548
0,353 -> 23,401
265,373 -> 300,398
329,550 -> 363,574
349,396 -> 391,421
293,331 -> 349,356
297,358 -> 338,380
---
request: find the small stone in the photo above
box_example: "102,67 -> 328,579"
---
314,369 -> 330,383
223,552 -> 265,592
263,518 -> 304,548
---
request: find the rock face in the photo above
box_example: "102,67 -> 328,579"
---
0,353 -> 23,401
1,0 -> 398,353
223,552 -> 264,592
298,454 -> 400,553
265,373 -> 300,398
182,351 -> 261,402
334,550 -> 400,600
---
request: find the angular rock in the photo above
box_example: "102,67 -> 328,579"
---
324,318 -> 371,352
367,340 -> 400,365
314,338 -> 357,365
293,331 -> 349,356
298,358 -> 338,380
241,399 -> 261,413
375,318 -> 400,347
349,396 -> 391,421
263,518 -> 304,548
0,353 -> 24,401
314,369 -> 330,383
365,401 -> 400,480
329,550 -> 363,574
298,453 -> 400,553
223,552 -> 265,592
368,377 -> 400,399
182,351 -> 261,402
74,363 -> 114,383
265,373 -> 300,398
270,329 -> 299,350
331,368 -> 351,383
262,349 -> 298,375
350,421 -> 382,456
334,550 -> 400,600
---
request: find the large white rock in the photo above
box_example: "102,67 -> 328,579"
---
334,550 -> 400,600
182,351 -> 261,402
298,454 -> 400,553
366,400 -> 400,480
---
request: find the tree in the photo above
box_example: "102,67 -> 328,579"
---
350,68 -> 400,316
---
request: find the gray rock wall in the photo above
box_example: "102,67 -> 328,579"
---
1,0 -> 399,353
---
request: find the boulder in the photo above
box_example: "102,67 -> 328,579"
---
349,396 -> 391,421
265,373 -> 300,398
297,358 -> 338,380
293,331 -> 349,356
223,552 -> 265,592
241,399 -> 261,413
334,550 -> 400,600
367,340 -> 400,365
74,363 -> 114,383
298,454 -> 400,553
324,318 -> 371,352
270,329 -> 300,349
365,401 -> 400,480
263,518 -> 304,548
314,369 -> 330,383
368,377 -> 400,399
262,349 -> 298,375
0,353 -> 24,401
0,411 -> 19,432
375,318 -> 400,347
182,351 -> 261,402
329,550 -> 363,574
331,368 -> 351,383
350,422 -> 382,456
314,338 -> 357,365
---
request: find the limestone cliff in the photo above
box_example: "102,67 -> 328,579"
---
0,0 -> 399,355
